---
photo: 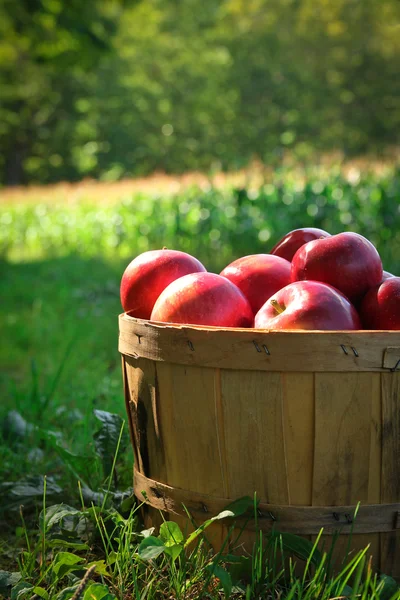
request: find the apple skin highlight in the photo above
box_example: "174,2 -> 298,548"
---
255,280 -> 362,331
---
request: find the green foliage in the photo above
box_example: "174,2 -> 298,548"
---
1,167 -> 399,274
2,493 -> 400,598
1,0 -> 400,184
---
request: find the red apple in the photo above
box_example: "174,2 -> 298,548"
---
360,277 -> 400,330
120,249 -> 206,318
382,270 -> 395,281
270,227 -> 331,262
220,254 -> 291,315
291,232 -> 383,304
151,272 -> 254,327
255,281 -> 361,330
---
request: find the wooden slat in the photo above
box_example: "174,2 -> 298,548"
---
281,373 -> 314,505
221,370 -> 289,503
380,372 -> 400,579
124,356 -> 168,535
312,373 -> 381,568
219,370 -> 289,553
363,372 -> 382,570
154,362 -> 227,548
119,314 -> 400,372
124,356 -> 166,481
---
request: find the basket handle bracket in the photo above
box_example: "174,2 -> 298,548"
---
382,347 -> 400,371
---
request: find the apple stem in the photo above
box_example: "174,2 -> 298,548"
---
270,299 -> 285,314
162,246 -> 168,250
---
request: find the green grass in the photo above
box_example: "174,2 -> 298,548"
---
1,165 -> 400,597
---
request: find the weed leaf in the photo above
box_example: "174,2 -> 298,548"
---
42,504 -> 81,529
48,537 -> 90,550
0,571 -> 22,594
32,587 -> 49,599
378,575 -> 399,600
40,431 -> 97,485
224,554 -> 252,582
159,521 -> 184,545
51,552 -> 84,578
222,496 -> 255,517
206,564 -> 232,598
10,580 -> 33,600
271,532 -> 323,567
86,560 -> 109,576
55,584 -> 80,600
41,504 -> 93,547
0,476 -> 63,511
138,536 -> 166,560
93,410 -> 126,479
83,583 -> 116,599
164,544 -> 183,560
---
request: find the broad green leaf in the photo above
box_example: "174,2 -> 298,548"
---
40,431 -> 97,485
86,560 -> 109,576
342,585 -> 353,597
221,496 -> 255,517
42,504 -> 81,529
0,476 -> 63,511
378,575 -> 399,600
33,587 -> 49,599
52,552 -> 84,578
159,521 -> 184,545
93,410 -> 127,479
10,581 -> 33,600
119,492 -> 135,513
83,583 -> 116,600
107,551 -> 118,566
138,536 -> 165,560
47,537 -> 90,551
163,543 -> 183,561
271,532 -> 322,567
206,564 -> 232,599
55,584 -> 80,600
224,554 -> 252,582
0,570 -> 21,593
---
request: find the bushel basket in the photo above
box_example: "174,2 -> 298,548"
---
119,313 -> 400,578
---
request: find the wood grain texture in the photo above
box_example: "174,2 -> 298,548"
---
124,356 -> 166,481
281,373 -> 314,505
312,373 -> 382,568
124,356 -> 169,534
154,362 -> 228,547
119,314 -> 400,372
220,370 -> 289,503
380,373 -> 400,579
312,373 -> 379,505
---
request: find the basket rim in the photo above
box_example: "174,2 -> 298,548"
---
120,311 -> 399,335
119,313 -> 400,372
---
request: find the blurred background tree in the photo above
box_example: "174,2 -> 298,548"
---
1,0 -> 399,185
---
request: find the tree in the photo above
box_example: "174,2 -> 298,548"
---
0,0 -> 138,184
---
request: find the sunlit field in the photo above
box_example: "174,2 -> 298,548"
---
1,163 -> 400,598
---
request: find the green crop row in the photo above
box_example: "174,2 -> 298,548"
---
1,168 -> 399,273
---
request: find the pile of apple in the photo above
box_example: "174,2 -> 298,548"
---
120,228 -> 399,330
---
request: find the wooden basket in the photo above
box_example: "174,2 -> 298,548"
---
119,313 -> 400,577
